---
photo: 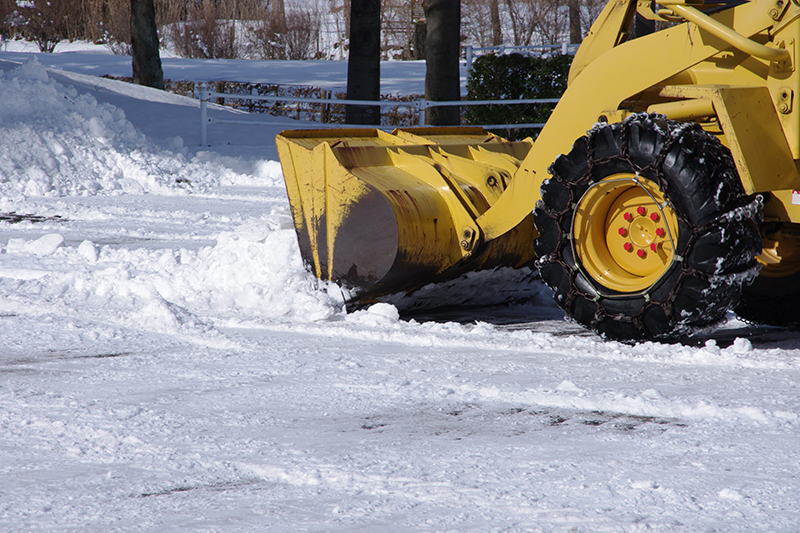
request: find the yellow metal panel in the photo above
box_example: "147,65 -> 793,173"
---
388,148 -> 482,254
763,189 -> 800,223
276,135 -> 327,278
391,127 -> 500,145
670,4 -> 790,63
660,85 -> 800,194
428,148 -> 510,207
277,128 -> 384,150
347,164 -> 461,269
647,98 -> 715,121
568,0 -> 636,86
323,146 -> 385,281
275,134 -> 315,273
468,144 -> 530,176
716,87 -> 800,193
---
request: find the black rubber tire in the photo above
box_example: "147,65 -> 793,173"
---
533,114 -> 762,342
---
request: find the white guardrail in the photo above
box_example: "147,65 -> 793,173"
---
198,87 -> 560,146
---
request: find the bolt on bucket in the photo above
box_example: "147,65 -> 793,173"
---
275,127 -> 537,308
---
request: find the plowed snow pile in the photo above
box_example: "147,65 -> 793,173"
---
0,53 -> 799,533
1,59 -> 222,197
0,59 -> 343,328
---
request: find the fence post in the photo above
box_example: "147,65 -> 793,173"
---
199,83 -> 208,146
562,42 -> 569,55
321,89 -> 330,123
417,99 -> 427,126
215,81 -> 224,106
465,45 -> 473,72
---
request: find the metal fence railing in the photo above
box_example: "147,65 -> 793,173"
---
198,86 -> 559,146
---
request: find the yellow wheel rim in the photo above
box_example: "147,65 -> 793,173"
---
573,174 -> 680,293
757,230 -> 800,278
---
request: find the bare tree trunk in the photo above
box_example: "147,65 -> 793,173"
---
344,0 -> 351,39
568,0 -> 581,44
346,0 -> 381,125
507,0 -> 520,45
424,0 -> 460,125
490,0 -> 502,46
271,0 -> 287,33
130,0 -> 164,89
413,21 -> 426,59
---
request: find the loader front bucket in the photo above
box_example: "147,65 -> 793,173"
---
276,127 -> 537,307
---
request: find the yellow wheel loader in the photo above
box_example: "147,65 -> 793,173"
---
276,0 -> 800,341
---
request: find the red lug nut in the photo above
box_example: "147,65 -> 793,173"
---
623,212 -> 633,222
624,242 -> 633,252
637,206 -> 646,216
618,227 -> 627,236
650,243 -> 657,251
637,249 -> 646,258
650,212 -> 659,222
656,228 -> 665,237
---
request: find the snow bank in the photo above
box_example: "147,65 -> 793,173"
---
0,58 -> 245,198
161,215 -> 345,323
0,214 -> 344,332
0,59 -> 343,331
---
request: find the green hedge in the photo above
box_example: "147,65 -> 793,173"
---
465,53 -> 573,140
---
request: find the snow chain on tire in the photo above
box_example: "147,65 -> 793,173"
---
533,114 -> 763,342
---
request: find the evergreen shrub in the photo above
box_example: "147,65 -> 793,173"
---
465,52 -> 573,140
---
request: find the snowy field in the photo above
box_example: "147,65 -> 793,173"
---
0,45 -> 799,532
0,39 -> 433,97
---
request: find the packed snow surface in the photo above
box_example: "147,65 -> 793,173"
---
1,49 -> 799,532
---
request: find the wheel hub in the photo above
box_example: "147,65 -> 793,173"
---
757,226 -> 800,278
573,174 -> 679,293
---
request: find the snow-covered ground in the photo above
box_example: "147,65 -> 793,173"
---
0,39 -> 433,96
0,47 -> 799,532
